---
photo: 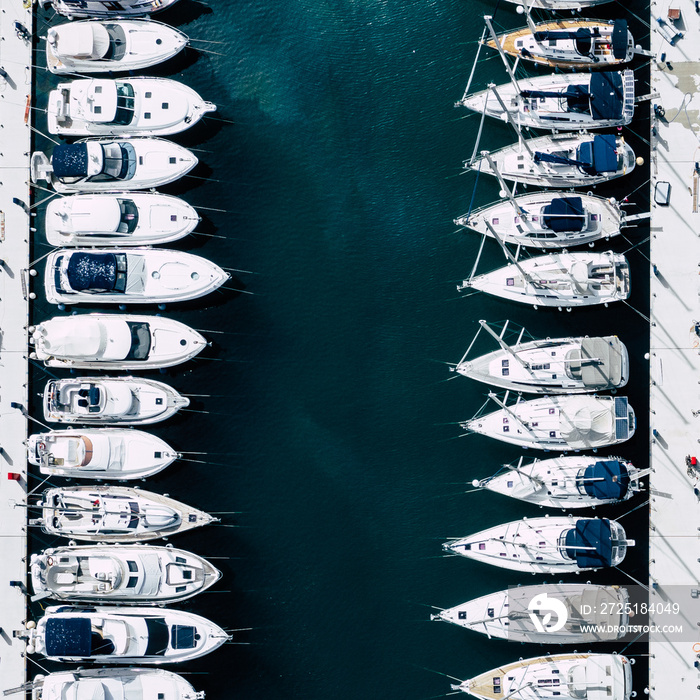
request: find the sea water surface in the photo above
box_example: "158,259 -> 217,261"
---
30,1 -> 650,697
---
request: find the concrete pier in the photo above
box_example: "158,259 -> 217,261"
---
0,0 -> 32,693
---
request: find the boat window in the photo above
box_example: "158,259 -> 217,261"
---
117,199 -> 139,234
127,560 -> 138,572
104,24 -> 127,61
112,82 -> 136,126
126,576 -> 139,588
126,322 -> 152,361
91,143 -> 136,182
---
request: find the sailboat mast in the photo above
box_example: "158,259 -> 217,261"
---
478,320 -> 531,370
483,219 -> 541,291
487,83 -> 534,158
481,151 -> 526,217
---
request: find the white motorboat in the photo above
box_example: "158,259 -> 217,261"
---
46,20 -> 188,75
39,0 -> 181,19
45,192 -> 200,247
31,669 -> 204,700
487,19 -> 634,68
28,428 -> 179,480
31,544 -> 221,604
474,455 -> 644,508
27,605 -> 229,664
461,71 -> 634,131
467,133 -> 636,187
432,583 -> 630,643
462,394 -> 635,451
451,653 -> 633,700
454,322 -> 629,394
31,138 -> 197,193
459,251 -> 630,309
43,376 -> 189,425
48,78 -> 216,137
43,248 -> 229,306
455,193 -> 625,249
32,485 -> 217,542
31,314 -> 207,370
443,516 -> 633,573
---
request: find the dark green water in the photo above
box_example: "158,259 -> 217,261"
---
30,0 -> 650,697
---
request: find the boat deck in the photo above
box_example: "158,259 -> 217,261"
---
0,0 -> 32,694
649,5 -> 700,697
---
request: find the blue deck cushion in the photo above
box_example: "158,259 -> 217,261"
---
580,460 -> 630,500
612,20 -> 628,60
589,72 -> 624,120
66,252 -> 118,292
144,617 -> 170,656
52,144 -> 89,178
577,134 -> 617,175
45,617 -> 92,657
543,196 -> 585,233
565,519 -> 613,569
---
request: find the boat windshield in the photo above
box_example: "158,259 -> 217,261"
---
144,617 -> 170,656
104,24 -> 127,61
117,198 -> 139,234
112,82 -> 136,126
89,143 -> 137,182
126,321 -> 152,360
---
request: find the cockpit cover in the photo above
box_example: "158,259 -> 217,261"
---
565,519 -> 613,568
66,253 -> 117,291
580,337 -> 623,388
543,197 -> 585,233
577,134 -> 617,175
589,72 -> 624,120
53,144 -> 89,178
581,460 -> 630,500
612,20 -> 628,60
45,617 -> 92,657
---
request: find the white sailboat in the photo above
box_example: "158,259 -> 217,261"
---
454,321 -> 629,394
462,393 -> 635,451
474,455 -> 645,508
503,0 -> 613,8
443,516 -> 633,573
432,583 -> 631,643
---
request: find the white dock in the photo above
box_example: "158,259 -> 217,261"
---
649,2 -> 700,697
0,0 -> 32,694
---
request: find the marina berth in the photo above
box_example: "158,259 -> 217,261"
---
39,0 -> 182,19
43,248 -> 229,305
474,455 -> 644,508
467,132 -> 636,187
27,428 -> 179,480
459,251 -> 630,309
42,376 -> 189,425
454,323 -> 629,393
460,71 -> 635,131
432,583 -> 631,643
30,544 -> 221,604
32,485 -> 217,543
47,78 -> 216,137
30,669 -> 204,700
30,314 -> 207,370
31,138 -> 198,193
462,394 -> 635,451
455,193 -> 626,249
46,20 -> 188,75
443,516 -> 633,573
26,605 -> 229,664
486,19 -> 634,68
451,653 -> 633,700
45,192 -> 200,247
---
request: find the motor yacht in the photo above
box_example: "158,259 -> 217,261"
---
46,20 -> 188,74
39,0 -> 181,19
28,428 -> 179,480
32,485 -> 217,543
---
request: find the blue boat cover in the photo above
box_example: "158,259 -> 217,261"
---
45,617 -> 92,657
589,72 -> 624,120
577,134 -> 618,175
52,144 -> 89,178
612,20 -> 628,60
543,197 -> 585,233
66,253 -> 117,291
534,151 -> 588,168
565,518 -> 613,569
581,460 -> 630,500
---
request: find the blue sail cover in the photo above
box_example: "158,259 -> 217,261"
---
577,134 -> 618,175
612,20 -> 628,59
534,151 -> 588,167
589,72 -> 624,120
581,460 -> 630,500
45,617 -> 92,657
66,253 -> 117,291
543,197 -> 585,232
565,519 -> 613,569
52,144 -> 89,178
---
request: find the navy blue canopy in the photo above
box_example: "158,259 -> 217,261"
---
66,253 -> 117,292
589,72 -> 624,120
45,617 -> 92,657
534,151 -> 589,168
565,519 -> 613,569
543,197 -> 585,233
612,20 -> 628,60
577,134 -> 618,175
52,144 -> 89,178
580,460 -> 630,500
